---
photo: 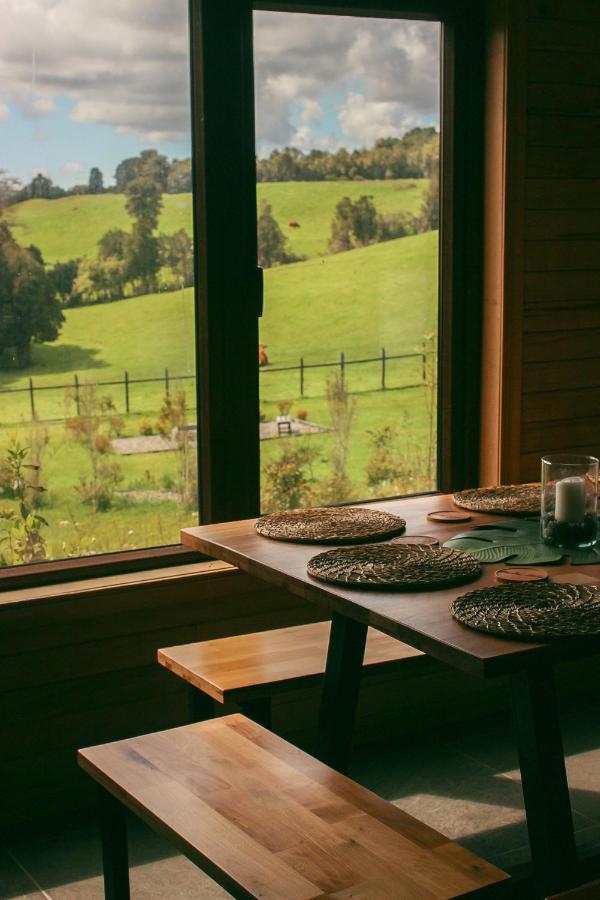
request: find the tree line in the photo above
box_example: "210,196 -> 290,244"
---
4,129 -> 438,205
256,128 -> 438,182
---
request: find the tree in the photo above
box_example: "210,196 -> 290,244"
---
125,177 -> 162,231
257,202 -> 289,268
124,177 -> 163,293
167,158 -> 192,193
0,224 -> 64,367
159,229 -> 194,285
420,154 -> 440,231
114,156 -> 139,192
29,173 -> 52,199
98,229 -> 130,261
328,195 -> 378,253
50,260 -> 80,306
137,150 -> 170,191
88,167 -> 104,194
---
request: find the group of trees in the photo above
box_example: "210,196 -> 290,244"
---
0,222 -> 64,368
256,128 -> 438,183
75,175 -> 193,304
6,150 -> 193,206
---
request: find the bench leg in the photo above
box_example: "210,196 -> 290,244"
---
316,613 -> 367,774
99,788 -> 130,900
511,660 -> 577,897
187,683 -> 218,723
238,697 -> 272,729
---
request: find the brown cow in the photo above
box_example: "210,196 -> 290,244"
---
288,220 -> 300,228
258,343 -> 269,367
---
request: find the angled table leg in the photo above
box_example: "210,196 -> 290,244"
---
510,660 -> 577,897
316,613 -> 368,774
99,787 -> 130,900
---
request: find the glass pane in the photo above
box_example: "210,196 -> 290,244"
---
254,11 -> 440,512
0,1 -> 197,566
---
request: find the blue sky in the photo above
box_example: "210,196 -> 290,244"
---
0,3 -> 439,190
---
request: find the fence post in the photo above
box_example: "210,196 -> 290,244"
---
164,368 -> 170,394
421,341 -> 427,382
340,351 -> 345,384
300,357 -> 304,398
381,347 -> 386,390
124,371 -> 130,414
28,377 -> 35,419
74,373 -> 81,416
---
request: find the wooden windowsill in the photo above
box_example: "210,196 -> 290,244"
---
0,559 -> 237,612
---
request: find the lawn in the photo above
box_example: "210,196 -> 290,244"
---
0,186 -> 438,563
6,179 -> 427,265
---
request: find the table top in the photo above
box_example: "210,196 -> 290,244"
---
182,494 -> 600,678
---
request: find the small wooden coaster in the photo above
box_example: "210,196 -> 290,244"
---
427,510 -> 472,523
552,572 -> 599,586
388,534 -> 439,546
495,566 -> 548,583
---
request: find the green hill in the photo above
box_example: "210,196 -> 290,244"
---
6,179 -> 427,265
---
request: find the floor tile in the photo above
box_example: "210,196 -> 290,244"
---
0,847 -> 45,900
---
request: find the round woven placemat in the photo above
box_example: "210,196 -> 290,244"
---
451,582 -> 600,640
307,544 -> 481,591
453,484 -> 541,516
255,507 -> 406,544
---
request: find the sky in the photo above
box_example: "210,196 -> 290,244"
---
0,1 -> 440,189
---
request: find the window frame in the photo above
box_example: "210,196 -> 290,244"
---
0,0 -> 484,589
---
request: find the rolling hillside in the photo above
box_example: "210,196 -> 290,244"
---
6,178 -> 427,264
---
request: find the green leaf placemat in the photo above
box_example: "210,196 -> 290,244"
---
443,518 -> 600,566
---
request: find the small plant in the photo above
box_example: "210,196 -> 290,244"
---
65,384 -> 123,512
324,373 -> 356,502
139,418 -> 154,435
296,407 -> 308,421
277,399 -> 293,416
155,390 -> 187,437
262,444 -> 316,512
365,425 -> 402,487
0,442 -> 48,565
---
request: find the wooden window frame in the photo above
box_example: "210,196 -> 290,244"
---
0,0 -> 484,590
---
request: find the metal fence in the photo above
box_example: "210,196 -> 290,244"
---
0,346 -> 433,424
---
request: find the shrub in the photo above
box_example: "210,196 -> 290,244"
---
296,408 -> 308,420
277,399 -> 293,416
139,418 -> 154,435
262,445 -> 316,513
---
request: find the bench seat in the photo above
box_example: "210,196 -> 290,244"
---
158,620 -> 425,706
79,714 -> 509,899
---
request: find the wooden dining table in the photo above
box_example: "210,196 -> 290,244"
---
182,493 -> 600,898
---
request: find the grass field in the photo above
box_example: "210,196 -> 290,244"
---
0,183 -> 437,563
6,179 -> 427,265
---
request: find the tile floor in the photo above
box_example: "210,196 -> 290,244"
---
3,696 -> 600,899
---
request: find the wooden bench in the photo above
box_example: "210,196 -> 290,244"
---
79,714 -> 510,899
158,620 -> 427,728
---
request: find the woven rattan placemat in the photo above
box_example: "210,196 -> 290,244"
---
255,507 -> 406,544
451,582 -> 600,639
453,484 -> 541,516
307,544 -> 481,590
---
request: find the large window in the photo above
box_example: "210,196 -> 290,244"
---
0,0 -> 198,571
0,0 -> 483,574
253,11 -> 441,512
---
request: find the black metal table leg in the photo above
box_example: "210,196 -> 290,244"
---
99,787 -> 130,900
510,659 -> 577,897
316,613 -> 368,774
239,696 -> 272,729
187,683 -> 218,723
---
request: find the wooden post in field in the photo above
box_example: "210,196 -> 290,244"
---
340,351 -> 345,384
381,347 -> 386,390
74,374 -> 81,416
300,357 -> 305,398
421,341 -> 427,382
28,377 -> 35,419
164,368 -> 170,394
124,371 -> 130,414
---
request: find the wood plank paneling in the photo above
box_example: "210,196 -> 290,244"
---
528,0 -> 600,21
527,51 -> 600,85
527,147 -> 600,179
528,82 -> 600,116
525,240 -> 600,271
525,270 -> 600,301
523,417 -> 600,453
522,387 -> 600,423
523,359 -> 600,392
526,179 -> 600,209
522,329 -> 600,361
528,18 -> 600,53
525,209 -> 600,241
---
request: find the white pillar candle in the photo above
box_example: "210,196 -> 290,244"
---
555,476 -> 586,524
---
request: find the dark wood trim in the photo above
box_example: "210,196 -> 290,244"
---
437,3 -> 485,491
192,0 -> 261,524
0,545 -> 206,592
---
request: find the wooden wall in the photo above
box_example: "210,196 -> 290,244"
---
481,0 -> 600,483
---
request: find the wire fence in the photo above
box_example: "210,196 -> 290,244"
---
0,346 -> 434,425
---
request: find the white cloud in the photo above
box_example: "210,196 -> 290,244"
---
0,0 -> 191,141
0,103 -> 9,121
62,160 -> 85,175
338,92 -> 419,147
254,11 -> 439,149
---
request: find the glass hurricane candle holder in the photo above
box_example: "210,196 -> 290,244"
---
541,454 -> 598,550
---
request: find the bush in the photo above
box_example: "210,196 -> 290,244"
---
296,408 -> 308,420
139,418 -> 154,435
277,399 -> 293,416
